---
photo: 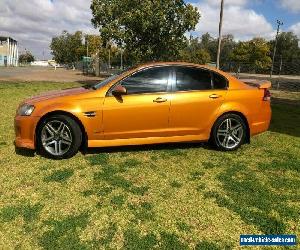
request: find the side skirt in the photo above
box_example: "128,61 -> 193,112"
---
88,134 -> 207,148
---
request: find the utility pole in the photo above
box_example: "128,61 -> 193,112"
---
120,48 -> 123,70
270,20 -> 283,78
108,48 -> 111,69
216,0 -> 224,69
86,35 -> 89,57
276,54 -> 283,90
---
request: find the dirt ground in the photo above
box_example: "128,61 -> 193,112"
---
0,66 -> 103,84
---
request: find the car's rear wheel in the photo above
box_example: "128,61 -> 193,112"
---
37,114 -> 82,159
210,113 -> 246,151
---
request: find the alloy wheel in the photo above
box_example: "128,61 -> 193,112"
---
41,120 -> 73,156
216,118 -> 243,149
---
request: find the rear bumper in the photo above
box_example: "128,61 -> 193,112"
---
251,120 -> 270,135
250,104 -> 271,136
14,115 -> 40,150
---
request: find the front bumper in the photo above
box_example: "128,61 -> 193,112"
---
14,115 -> 40,150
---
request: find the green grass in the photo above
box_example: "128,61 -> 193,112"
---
0,81 -> 299,249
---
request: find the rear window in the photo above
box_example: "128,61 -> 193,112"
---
212,72 -> 228,89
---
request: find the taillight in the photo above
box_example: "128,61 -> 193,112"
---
263,89 -> 271,101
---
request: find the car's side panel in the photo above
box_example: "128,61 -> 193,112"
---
102,93 -> 171,139
33,95 -> 106,141
169,90 -> 227,139
218,88 -> 271,136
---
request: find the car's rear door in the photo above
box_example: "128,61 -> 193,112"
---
169,66 -> 228,138
102,66 -> 172,140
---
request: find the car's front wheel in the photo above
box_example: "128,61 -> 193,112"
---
210,113 -> 246,151
36,114 -> 82,159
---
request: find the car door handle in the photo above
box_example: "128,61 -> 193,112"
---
153,97 -> 167,103
209,94 -> 222,99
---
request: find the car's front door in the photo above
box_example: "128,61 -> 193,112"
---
169,66 -> 228,138
102,66 -> 172,140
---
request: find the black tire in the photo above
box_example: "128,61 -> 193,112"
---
36,114 -> 82,159
210,113 -> 247,151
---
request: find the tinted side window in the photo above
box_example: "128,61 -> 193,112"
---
175,67 -> 212,91
212,72 -> 228,89
120,67 -> 169,94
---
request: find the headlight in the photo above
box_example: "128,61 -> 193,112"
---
18,104 -> 35,116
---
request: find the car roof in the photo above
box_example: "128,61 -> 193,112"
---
135,61 -> 208,69
132,61 -> 232,79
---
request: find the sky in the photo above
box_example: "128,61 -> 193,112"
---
0,0 -> 299,60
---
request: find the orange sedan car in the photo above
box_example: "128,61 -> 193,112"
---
15,62 -> 271,159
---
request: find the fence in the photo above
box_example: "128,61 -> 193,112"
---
75,58 -> 300,92
221,61 -> 300,92
221,61 -> 300,76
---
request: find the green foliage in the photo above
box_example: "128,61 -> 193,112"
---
43,169 -> 74,183
180,38 -> 211,64
128,202 -> 155,222
200,33 -> 236,64
18,51 -> 35,63
91,0 -> 200,63
88,153 -> 109,165
123,228 -> 158,249
111,195 -> 125,207
50,30 -> 85,64
231,38 -> 272,70
39,213 -> 90,249
218,34 -> 236,63
85,35 -> 121,65
170,180 -> 182,188
269,32 -> 300,75
195,241 -> 223,250
98,222 -> 117,246
176,221 -> 191,232
270,32 -> 299,61
85,34 -> 101,56
0,203 -> 43,223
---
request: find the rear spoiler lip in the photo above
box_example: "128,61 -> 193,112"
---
242,79 -> 272,89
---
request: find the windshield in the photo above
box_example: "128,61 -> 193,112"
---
91,65 -> 139,90
92,73 -> 122,90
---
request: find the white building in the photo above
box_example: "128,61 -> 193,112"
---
0,36 -> 18,66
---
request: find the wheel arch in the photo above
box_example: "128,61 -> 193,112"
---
35,110 -> 88,150
211,111 -> 250,144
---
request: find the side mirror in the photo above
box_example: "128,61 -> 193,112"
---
112,85 -> 127,96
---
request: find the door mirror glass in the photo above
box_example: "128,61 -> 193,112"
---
112,85 -> 127,96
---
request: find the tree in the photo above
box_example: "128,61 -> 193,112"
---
85,34 -> 101,56
219,34 -> 236,64
269,32 -> 300,74
19,51 -> 35,63
50,31 -> 85,64
91,0 -> 200,63
248,38 -> 272,69
200,33 -> 217,60
199,33 -> 236,66
270,32 -> 299,60
231,38 -> 271,72
180,37 -> 211,64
